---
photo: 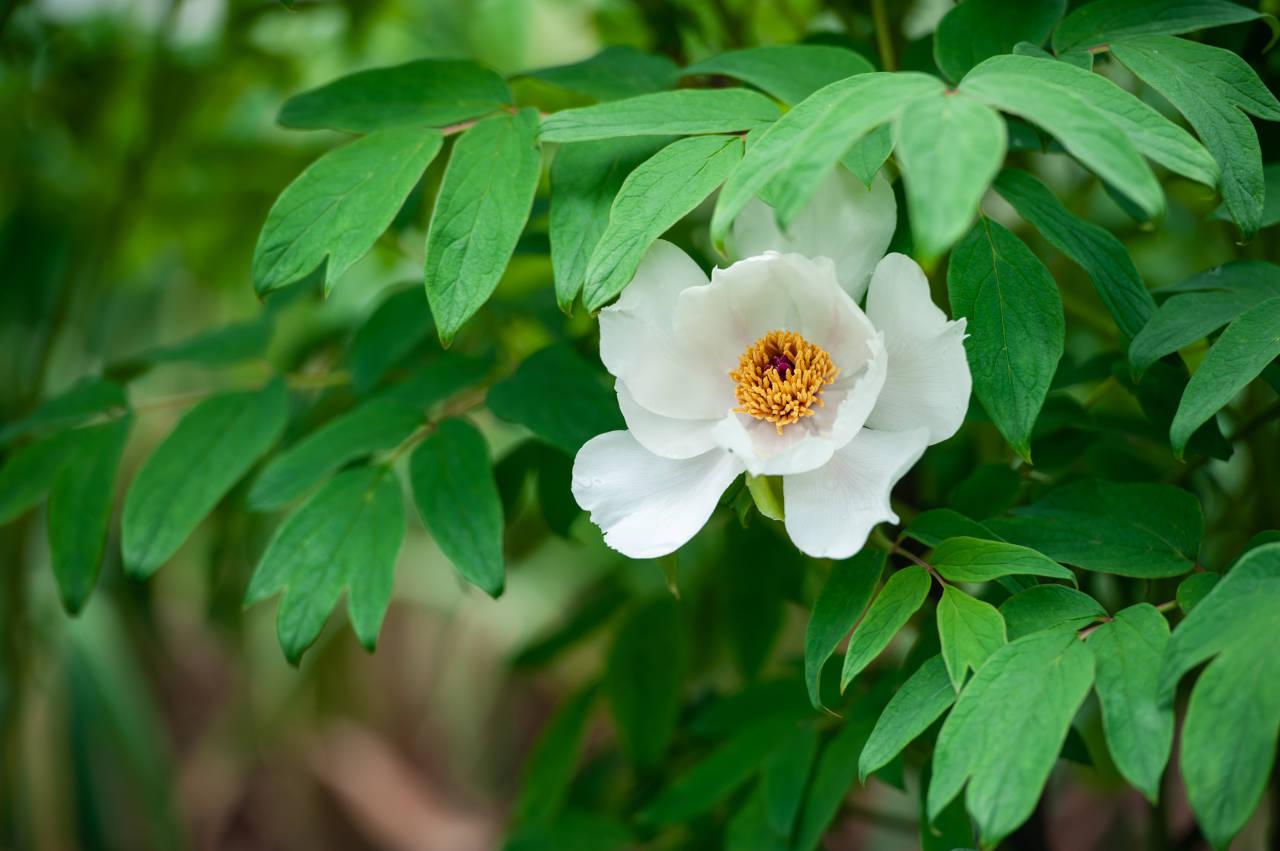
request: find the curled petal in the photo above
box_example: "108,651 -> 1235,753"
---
617,380 -> 720,460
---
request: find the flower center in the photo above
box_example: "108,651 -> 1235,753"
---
730,330 -> 838,434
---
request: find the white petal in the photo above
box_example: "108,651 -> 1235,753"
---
783,427 -> 930,559
732,168 -> 897,301
598,240 -> 734,420
864,253 -> 972,444
572,431 -> 744,559
617,380 -> 720,460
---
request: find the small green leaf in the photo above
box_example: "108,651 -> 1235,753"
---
760,724 -> 819,836
937,586 -> 1007,689
277,59 -> 511,132
1052,0 -> 1274,53
123,381 -> 288,578
681,45 -> 874,105
1171,296 -> 1280,456
859,656 -> 956,782
804,549 -> 885,711
582,135 -> 742,310
0,379 -> 126,447
348,287 -> 434,393
515,684 -> 597,825
999,585 -> 1107,640
947,217 -> 1064,460
538,89 -> 777,143
934,0 -> 1066,82
840,125 -> 894,187
932,537 -> 1075,585
744,473 -> 784,522
408,418 -> 505,596
253,127 -> 443,296
604,597 -> 688,768
841,566 -> 931,692
487,345 -> 624,454
424,109 -> 541,346
1176,572 -> 1220,614
523,46 -> 677,101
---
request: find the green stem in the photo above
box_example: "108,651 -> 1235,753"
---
871,0 -> 897,71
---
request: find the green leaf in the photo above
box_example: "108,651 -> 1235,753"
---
760,724 -> 819,836
961,55 -> 1183,217
792,697 -> 884,851
128,319 -> 273,371
249,398 -> 422,510
582,135 -> 742,310
253,127 -> 443,296
548,137 -> 668,312
424,109 -> 541,346
348,287 -> 433,393
840,125 -> 894,187
604,597 -> 688,768
277,59 -> 511,132
859,656 -> 956,782
1112,35 -> 1280,239
376,352 -> 492,410
1176,571 -> 1219,614
1130,261 -> 1280,373
840,566 -> 931,692
947,217 -> 1064,460
928,627 -> 1096,845
523,46 -> 677,101
710,72 -> 942,248
1085,603 -> 1172,802
515,684 -> 597,825
122,381 -> 288,579
726,788 -> 789,851
895,90 -> 1006,258
936,586 -> 1008,690
244,465 -> 404,664
487,345 -> 624,454
538,89 -> 778,143
1159,543 -> 1280,848
1213,162 -> 1280,230
988,480 -> 1202,578
919,763 -> 977,851
0,429 -> 82,524
804,549 -> 885,711
995,168 -> 1154,340
1171,296 -> 1280,456
744,473 -> 784,522
0,379 -> 126,447
934,0 -> 1066,82
999,585 -> 1107,640
1053,0 -> 1274,53
503,813 -> 632,851
681,45 -> 874,105
48,416 -> 131,614
931,537 -> 1075,585
408,418 -> 505,596
903,508 -> 1001,548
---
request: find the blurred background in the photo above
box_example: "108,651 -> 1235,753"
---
2,1 -> 1279,849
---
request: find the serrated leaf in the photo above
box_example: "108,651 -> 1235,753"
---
515,684 -> 597,825
937,586 -> 1007,689
859,656 -> 956,782
582,135 -> 741,310
253,127 -> 443,296
122,381 -> 288,578
605,597 -> 688,767
840,566 -> 931,692
424,109 -> 541,346
928,627 -> 1095,845
524,46 -> 677,101
932,537 -> 1075,585
895,90 -> 1006,258
1176,571 -> 1219,614
277,59 -> 511,132
486,345 -> 624,454
947,217 -> 1064,460
408,418 -> 504,596
538,89 -> 778,143
934,0 -> 1066,82
988,480 -> 1202,578
0,379 -> 126,447
999,584 -> 1107,640
1052,0 -> 1274,53
995,168 -> 1154,340
249,398 -> 422,510
804,549 -> 885,711
760,723 -> 819,836
244,465 -> 404,664
681,45 -> 874,105
348,287 -> 434,393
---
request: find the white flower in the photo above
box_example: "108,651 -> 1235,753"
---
572,167 -> 972,560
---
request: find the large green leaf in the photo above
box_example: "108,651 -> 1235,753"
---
995,168 -> 1154,340
604,597 -> 688,768
936,586 -> 1007,690
424,109 -> 541,346
1159,543 -> 1280,848
0,379 -> 126,447
680,45 -> 874,105
1170,296 -> 1280,456
760,724 -> 819,837
252,128 -> 442,296
710,72 -> 942,248
1085,603 -> 1172,802
408,418 -> 505,596
0,428 -> 83,524
487,345 -> 624,454
1112,35 -> 1280,239
1053,0 -> 1273,53
840,566 -> 931,692
895,90 -> 1006,258
858,656 -> 956,781
244,465 -> 404,664
523,46 -> 677,101
277,59 -> 511,132
582,135 -> 741,310
947,217 -> 1064,460
988,480 -> 1202,578
515,684 -> 597,825
999,585 -> 1106,640
803,549 -> 885,711
934,0 -> 1066,82
538,89 -> 778,143
548,137 -> 668,312
928,627 -> 1096,845
126,318 -> 273,372
931,537 -> 1074,585
122,381 -> 288,579
792,697 -> 885,851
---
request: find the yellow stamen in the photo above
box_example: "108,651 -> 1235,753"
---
730,330 -> 838,433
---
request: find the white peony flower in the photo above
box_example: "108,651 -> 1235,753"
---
572,167 -> 972,560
